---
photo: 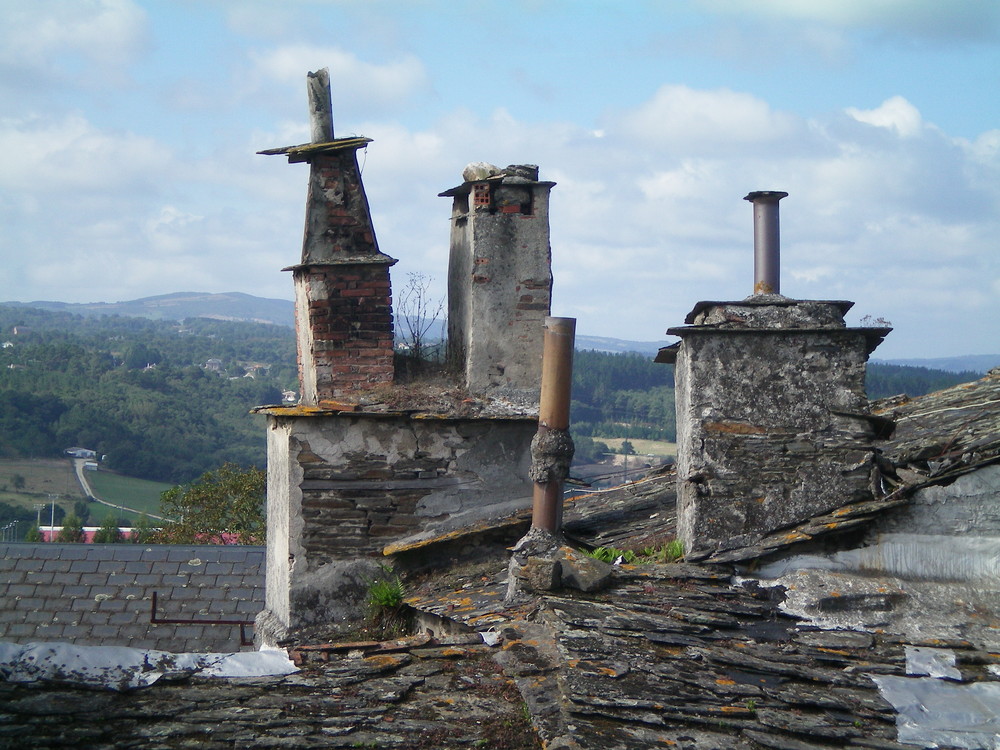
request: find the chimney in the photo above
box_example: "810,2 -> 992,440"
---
260,69 -> 397,403
439,163 -> 555,401
744,190 -> 787,296
661,191 -> 890,561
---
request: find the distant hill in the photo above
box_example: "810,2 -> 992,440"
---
1,292 -> 295,328
5,294 -> 996,375
872,355 -> 1000,375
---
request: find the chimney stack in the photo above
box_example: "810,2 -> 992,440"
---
744,190 -> 787,296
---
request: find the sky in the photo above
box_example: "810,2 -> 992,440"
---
1,0 -> 998,359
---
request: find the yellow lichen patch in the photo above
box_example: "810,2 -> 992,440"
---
567,659 -> 580,668
719,705 -> 752,715
833,507 -> 853,517
440,647 -> 466,657
818,648 -> 851,656
715,678 -> 736,685
782,531 -> 811,542
363,654 -> 404,669
703,421 -> 766,435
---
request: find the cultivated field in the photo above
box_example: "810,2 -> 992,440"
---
598,437 -> 677,457
86,471 -> 173,520
0,458 -> 85,519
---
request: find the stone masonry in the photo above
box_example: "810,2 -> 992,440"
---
257,410 -> 534,642
662,296 -> 890,559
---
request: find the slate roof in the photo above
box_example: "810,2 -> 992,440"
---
0,543 -> 264,653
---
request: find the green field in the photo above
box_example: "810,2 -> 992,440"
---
599,437 -> 676,457
86,471 -> 174,521
0,458 -> 174,526
0,458 -> 85,521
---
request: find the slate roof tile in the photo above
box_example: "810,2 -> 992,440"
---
0,543 -> 264,653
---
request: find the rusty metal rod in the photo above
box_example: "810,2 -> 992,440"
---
744,190 -> 788,295
150,591 -> 255,647
531,316 -> 576,532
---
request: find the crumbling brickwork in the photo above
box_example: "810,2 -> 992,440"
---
294,263 -> 394,400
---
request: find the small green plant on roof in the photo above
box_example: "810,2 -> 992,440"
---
585,546 -> 637,564
365,564 -> 408,640
585,539 -> 684,565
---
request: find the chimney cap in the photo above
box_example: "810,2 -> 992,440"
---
744,190 -> 788,202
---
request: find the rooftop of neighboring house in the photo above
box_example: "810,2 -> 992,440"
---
0,543 -> 263,653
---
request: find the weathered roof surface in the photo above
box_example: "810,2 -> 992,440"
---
874,367 -> 1000,484
0,543 -> 263,653
0,632 -> 539,749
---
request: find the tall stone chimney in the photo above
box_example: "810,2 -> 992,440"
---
658,191 -> 891,560
260,69 -> 396,402
440,163 -> 555,401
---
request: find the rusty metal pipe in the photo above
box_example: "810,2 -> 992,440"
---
531,317 -> 576,532
744,190 -> 788,295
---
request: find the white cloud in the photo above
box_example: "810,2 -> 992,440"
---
0,0 -> 147,89
616,85 -> 801,154
846,96 -> 923,137
248,44 -> 430,117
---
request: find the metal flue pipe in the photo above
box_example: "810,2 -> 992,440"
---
531,317 -> 576,532
744,190 -> 788,295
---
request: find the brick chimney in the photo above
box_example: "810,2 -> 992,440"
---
260,69 -> 396,403
439,163 -> 555,401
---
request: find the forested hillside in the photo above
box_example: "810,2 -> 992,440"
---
569,349 -> 981,448
0,304 -> 980,485
0,306 -> 296,483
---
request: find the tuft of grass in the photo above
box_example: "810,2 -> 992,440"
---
364,565 -> 408,640
585,546 -> 636,564
586,539 -> 684,565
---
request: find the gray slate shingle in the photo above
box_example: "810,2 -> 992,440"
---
0,543 -> 264,653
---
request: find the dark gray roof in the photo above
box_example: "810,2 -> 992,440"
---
0,543 -> 264,653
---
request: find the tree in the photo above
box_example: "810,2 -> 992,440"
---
155,464 -> 265,545
57,514 -> 84,543
25,525 -> 42,542
620,440 -> 636,456
93,514 -> 123,543
130,514 -> 155,544
11,474 -> 25,491
396,272 -> 444,364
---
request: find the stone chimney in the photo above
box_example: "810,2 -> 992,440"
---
440,163 -> 555,401
260,69 -> 396,403
658,192 -> 891,560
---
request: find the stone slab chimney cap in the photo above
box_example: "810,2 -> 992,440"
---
743,190 -> 788,203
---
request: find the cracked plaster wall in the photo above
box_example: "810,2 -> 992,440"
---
445,171 -> 553,399
259,413 -> 534,641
